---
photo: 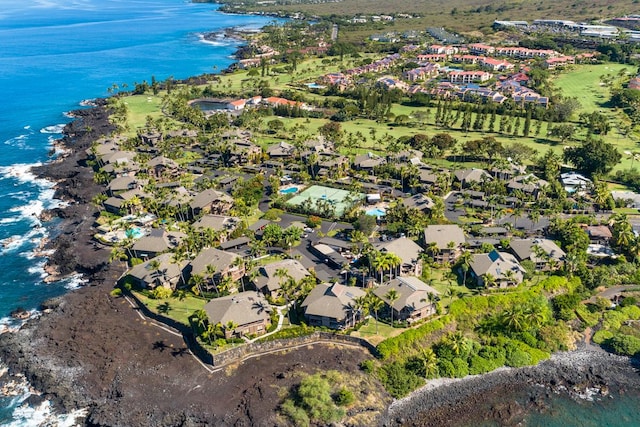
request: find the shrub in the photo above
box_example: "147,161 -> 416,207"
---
335,387 -> 355,406
468,355 -> 495,375
378,361 -> 424,398
538,323 -> 572,352
150,286 -> 173,299
603,310 -> 628,330
297,375 -> 345,423
436,359 -> 454,377
607,333 -> 640,356
376,317 -> 449,360
620,305 -> 640,320
306,215 -> 322,228
359,360 -> 375,373
478,345 -> 506,367
592,330 -> 613,345
263,208 -> 283,221
110,288 -> 122,297
281,399 -> 310,427
452,358 -> 469,378
575,305 -> 599,327
620,297 -> 638,307
506,348 -> 531,367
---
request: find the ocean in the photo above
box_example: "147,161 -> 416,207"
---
0,0 -> 275,424
0,1 -> 638,426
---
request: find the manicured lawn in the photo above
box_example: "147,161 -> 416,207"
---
351,318 -> 403,345
553,63 -> 629,114
133,291 -> 206,326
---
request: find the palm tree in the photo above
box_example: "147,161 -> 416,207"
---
189,274 -> 205,297
205,264 -> 218,295
224,320 -> 239,338
218,275 -> 235,296
231,257 -> 246,290
350,295 -> 368,327
482,273 -> 497,289
444,331 -> 468,356
420,348 -> 439,379
384,253 -> 402,279
502,269 -> 517,287
384,288 -> 400,325
457,251 -> 472,287
148,258 -> 162,288
109,246 -> 128,270
368,295 -> 385,334
500,306 -> 526,333
190,309 -> 209,336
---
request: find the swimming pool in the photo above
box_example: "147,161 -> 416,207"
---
125,227 -> 145,239
280,187 -> 299,195
366,208 -> 386,217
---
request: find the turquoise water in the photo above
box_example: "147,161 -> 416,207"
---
524,391 -> 640,427
0,0 -> 275,423
279,186 -> 299,194
366,207 -> 386,217
125,227 -> 145,239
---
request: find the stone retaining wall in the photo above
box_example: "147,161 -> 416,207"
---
211,331 -> 378,366
126,291 -> 376,368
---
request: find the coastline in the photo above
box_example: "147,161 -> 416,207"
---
1,11 -> 639,427
381,348 -> 640,426
0,23 -> 378,427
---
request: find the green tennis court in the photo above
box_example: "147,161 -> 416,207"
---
286,185 -> 363,217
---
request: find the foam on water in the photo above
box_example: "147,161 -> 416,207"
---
0,164 -> 45,185
0,362 -> 88,427
39,124 -> 66,134
61,273 -> 89,290
3,134 -> 31,150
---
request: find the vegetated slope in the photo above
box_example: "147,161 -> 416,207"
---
216,0 -> 640,32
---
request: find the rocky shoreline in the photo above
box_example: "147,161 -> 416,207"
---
381,348 -> 640,426
0,101 -> 378,426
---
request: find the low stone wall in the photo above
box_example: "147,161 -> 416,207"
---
126,291 -> 376,368
211,331 -> 377,366
125,291 -> 213,364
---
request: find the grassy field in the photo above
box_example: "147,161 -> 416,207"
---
350,318 -> 403,345
553,63 -> 629,114
118,55 -> 640,173
133,291 -> 206,326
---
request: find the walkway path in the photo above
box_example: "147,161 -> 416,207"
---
248,305 -> 285,343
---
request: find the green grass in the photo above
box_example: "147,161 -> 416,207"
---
553,63 -> 629,114
350,318 -> 403,344
133,291 -> 206,326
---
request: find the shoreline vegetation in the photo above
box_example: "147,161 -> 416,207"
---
3,2 -> 640,426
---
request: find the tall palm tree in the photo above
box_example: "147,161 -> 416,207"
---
457,251 -> 472,287
367,294 -> 385,334
384,288 -> 400,325
420,348 -> 439,379
189,274 -> 205,297
109,246 -> 128,270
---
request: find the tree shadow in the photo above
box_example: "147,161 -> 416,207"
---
171,347 -> 189,357
158,301 -> 172,314
153,340 -> 168,352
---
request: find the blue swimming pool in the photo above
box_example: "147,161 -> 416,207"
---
125,227 -> 145,239
366,208 -> 386,217
280,187 -> 299,194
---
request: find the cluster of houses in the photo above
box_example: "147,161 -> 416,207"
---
318,42 -> 598,109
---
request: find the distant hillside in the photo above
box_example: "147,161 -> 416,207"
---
213,0 -> 640,33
